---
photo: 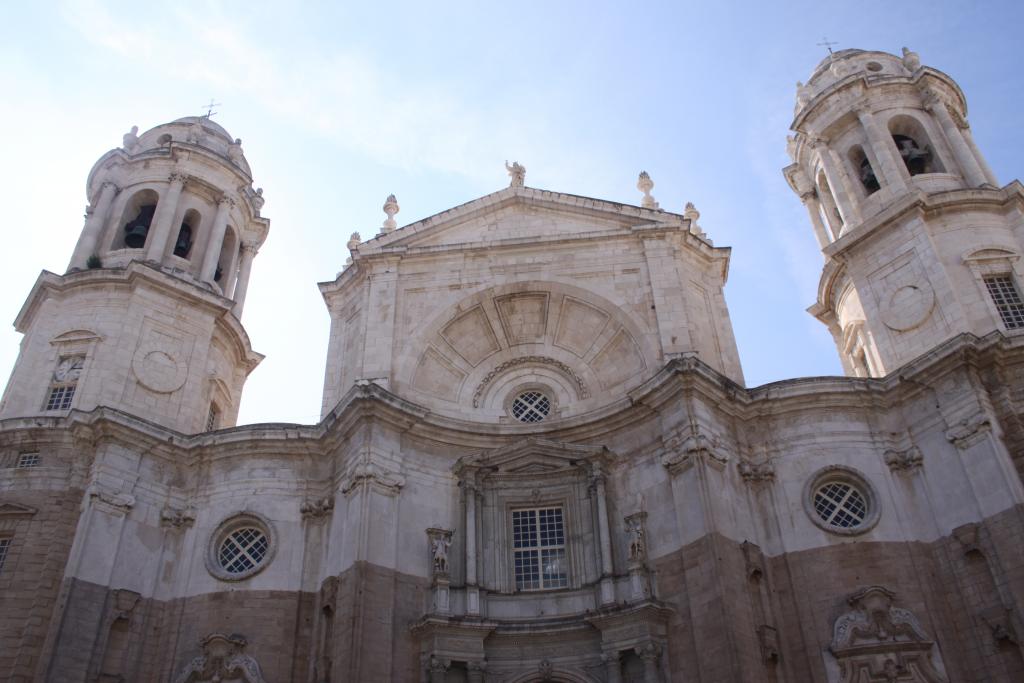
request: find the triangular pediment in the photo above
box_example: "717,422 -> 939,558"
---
358,186 -> 684,254
455,437 -> 613,479
0,502 -> 38,517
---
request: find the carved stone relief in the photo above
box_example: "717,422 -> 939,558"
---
831,586 -> 948,682
173,633 -> 267,683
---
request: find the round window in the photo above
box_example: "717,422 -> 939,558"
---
865,61 -> 884,72
206,513 -> 276,581
803,466 -> 880,536
511,390 -> 551,423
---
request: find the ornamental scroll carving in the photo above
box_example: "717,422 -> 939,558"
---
831,586 -> 948,683
471,355 -> 589,407
173,633 -> 267,683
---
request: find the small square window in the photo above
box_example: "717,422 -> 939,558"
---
512,507 -> 567,590
0,538 -> 10,573
984,275 -> 1024,329
45,385 -> 76,411
16,453 -> 40,468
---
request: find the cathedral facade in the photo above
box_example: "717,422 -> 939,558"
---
2,47 -> 1024,682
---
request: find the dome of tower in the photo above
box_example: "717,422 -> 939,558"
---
794,48 -> 922,117
125,116 -> 253,177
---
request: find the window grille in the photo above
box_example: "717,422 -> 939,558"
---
512,507 -> 567,590
511,391 -> 551,423
16,453 -> 40,468
813,482 -> 868,529
218,527 -> 269,575
984,275 -> 1024,329
0,538 -> 10,572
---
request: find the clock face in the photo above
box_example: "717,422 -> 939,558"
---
54,357 -> 84,382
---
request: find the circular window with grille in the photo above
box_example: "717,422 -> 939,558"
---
510,390 -> 552,423
803,466 -> 880,536
206,513 -> 276,581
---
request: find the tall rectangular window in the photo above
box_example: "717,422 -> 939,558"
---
0,538 -> 10,573
984,275 -> 1024,329
206,404 -> 220,432
512,507 -> 567,590
44,356 -> 84,411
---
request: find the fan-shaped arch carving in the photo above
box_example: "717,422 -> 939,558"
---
398,282 -> 655,417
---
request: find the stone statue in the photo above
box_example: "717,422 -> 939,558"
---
252,187 -> 265,212
505,160 -> 526,188
902,47 -> 921,72
228,138 -> 244,165
626,516 -> 646,563
122,125 -> 139,152
431,535 -> 451,574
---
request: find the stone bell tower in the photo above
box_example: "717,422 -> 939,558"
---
784,47 -> 1024,377
0,116 -> 269,433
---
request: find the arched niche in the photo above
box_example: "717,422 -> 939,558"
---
111,188 -> 159,251
888,114 -> 946,175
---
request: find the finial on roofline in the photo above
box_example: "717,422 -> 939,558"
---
637,171 -> 659,210
345,232 -> 361,265
380,194 -> 400,235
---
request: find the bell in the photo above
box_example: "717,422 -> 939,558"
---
173,223 -> 193,258
123,205 -> 156,249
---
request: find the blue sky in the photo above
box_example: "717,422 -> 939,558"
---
2,1 -> 1022,425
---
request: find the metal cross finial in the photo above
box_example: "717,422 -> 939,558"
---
202,99 -> 222,119
817,37 -> 838,55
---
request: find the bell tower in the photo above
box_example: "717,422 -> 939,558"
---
0,116 -> 269,432
785,47 -> 1023,377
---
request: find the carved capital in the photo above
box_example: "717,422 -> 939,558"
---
217,194 -> 236,207
884,446 -> 923,473
168,172 -> 189,185
340,452 -> 405,497
161,505 -> 196,529
738,459 -> 775,484
88,484 -> 135,515
300,496 -> 334,521
662,429 -> 729,475
945,412 -> 991,449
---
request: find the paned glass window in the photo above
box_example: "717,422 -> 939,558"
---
511,391 -> 551,423
44,355 -> 84,411
813,482 -> 868,529
16,453 -> 40,468
984,275 -> 1024,329
512,507 -> 567,590
0,538 -> 10,572
217,527 -> 269,575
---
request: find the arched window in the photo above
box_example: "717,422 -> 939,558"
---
888,115 -> 944,175
815,170 -> 842,239
115,189 -> 159,250
173,209 -> 201,259
214,226 -> 238,287
848,145 -> 879,194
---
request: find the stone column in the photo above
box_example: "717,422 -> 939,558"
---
230,242 -> 257,318
592,470 -> 616,605
961,126 -> 999,186
603,650 -> 623,683
637,643 -> 662,683
813,140 -> 861,231
467,660 -> 486,683
144,173 -> 186,262
428,656 -> 449,683
855,105 -> 908,192
799,191 -> 832,249
464,479 -> 480,615
69,181 -> 118,270
201,196 -> 233,284
925,94 -> 988,187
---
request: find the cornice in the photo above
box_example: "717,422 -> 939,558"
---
2,331 -> 1016,460
13,263 -> 263,372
